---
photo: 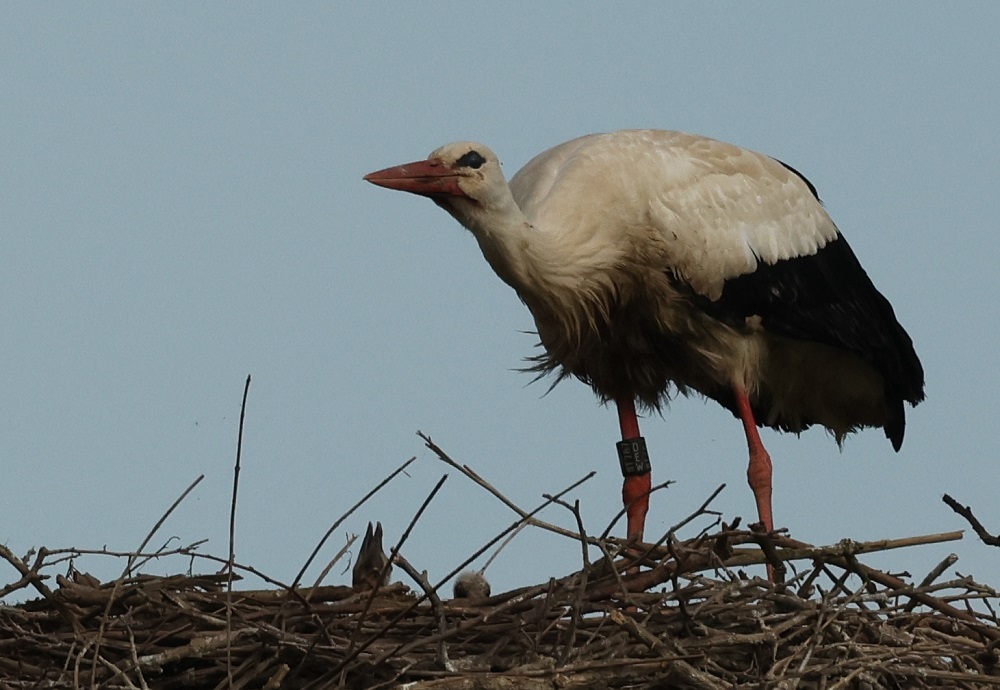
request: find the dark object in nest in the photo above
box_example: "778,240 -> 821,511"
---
353,521 -> 392,592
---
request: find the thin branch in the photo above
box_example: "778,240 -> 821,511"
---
943,493 -> 1000,546
420,431 -> 599,544
129,475 -> 207,572
228,373 -> 252,690
394,554 -> 451,669
549,497 -> 588,667
308,534 -> 357,592
903,553 -> 960,613
479,522 -> 528,575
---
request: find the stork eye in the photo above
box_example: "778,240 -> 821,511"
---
456,151 -> 486,169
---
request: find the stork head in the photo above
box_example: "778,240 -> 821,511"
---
364,142 -> 520,234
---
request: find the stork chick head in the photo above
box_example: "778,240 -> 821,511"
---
364,142 -> 521,236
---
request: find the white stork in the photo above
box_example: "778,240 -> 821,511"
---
364,130 -> 924,550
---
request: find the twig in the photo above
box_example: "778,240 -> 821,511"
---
943,494 -> 1000,547
918,553 -> 958,587
188,552 -> 297,593
34,541 -> 208,566
394,554 -> 451,669
902,553 -> 960,613
420,431 -> 601,544
308,534 -> 357,592
479,522 -> 528,575
263,664 -> 290,690
665,484 -> 727,538
126,624 -> 150,690
646,530 -> 966,573
134,630 -> 256,668
228,374 -> 252,690
124,475 -> 207,576
550,497 -> 589,667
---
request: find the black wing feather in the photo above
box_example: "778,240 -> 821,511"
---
693,234 -> 924,448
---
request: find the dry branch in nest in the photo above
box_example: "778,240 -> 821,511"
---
2,437 -> 999,689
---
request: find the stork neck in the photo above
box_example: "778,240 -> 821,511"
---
449,194 -> 545,294
445,189 -> 598,304
469,216 -> 539,293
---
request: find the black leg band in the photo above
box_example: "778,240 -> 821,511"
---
617,437 -> 651,477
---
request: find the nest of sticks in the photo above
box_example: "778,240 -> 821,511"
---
2,434 -> 999,689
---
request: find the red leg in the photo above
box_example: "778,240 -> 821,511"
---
732,386 -> 774,534
616,397 -> 651,541
733,387 -> 776,581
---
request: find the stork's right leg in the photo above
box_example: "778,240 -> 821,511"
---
615,397 -> 651,541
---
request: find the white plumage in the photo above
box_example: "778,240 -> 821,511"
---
365,129 -> 924,559
510,131 -> 838,298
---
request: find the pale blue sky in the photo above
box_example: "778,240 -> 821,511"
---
2,5 -> 998,595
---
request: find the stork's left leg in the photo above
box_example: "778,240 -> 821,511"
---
615,397 -> 652,541
732,386 -> 774,534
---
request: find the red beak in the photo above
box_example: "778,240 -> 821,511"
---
364,158 -> 466,198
